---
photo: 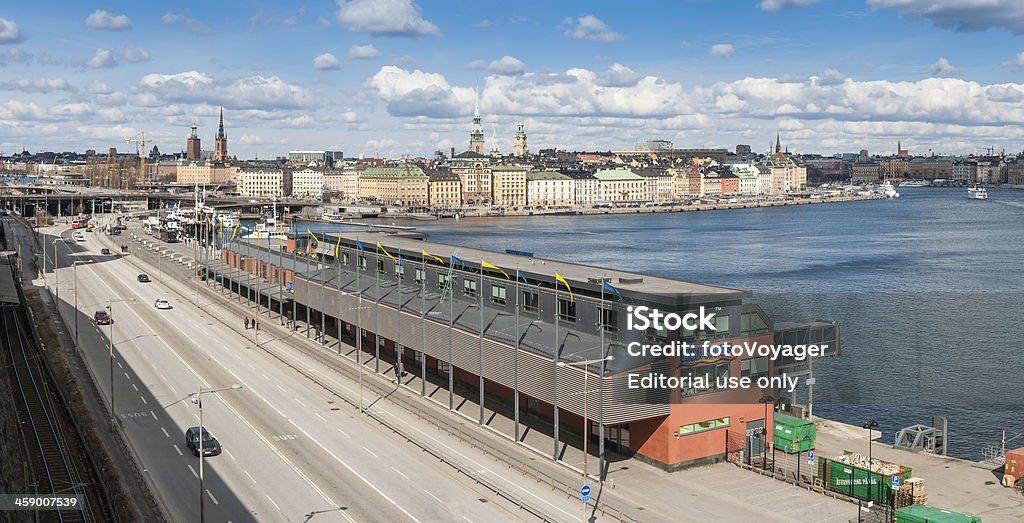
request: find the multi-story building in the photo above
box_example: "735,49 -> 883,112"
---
450,151 -> 492,204
289,151 -> 344,168
879,159 -> 910,180
757,136 -> 807,193
526,171 -> 574,206
186,123 -> 201,161
951,160 -> 976,184
358,164 -> 429,206
1007,160 -> 1024,185
719,171 -> 740,195
291,168 -> 325,199
851,161 -> 880,184
701,168 -> 724,197
491,165 -> 527,208
594,168 -> 646,202
176,162 -> 238,186
907,157 -> 954,180
213,108 -> 228,163
427,170 -> 462,209
638,169 -> 673,202
730,163 -> 760,195
561,170 -> 599,206
976,159 -> 1006,184
237,168 -> 284,198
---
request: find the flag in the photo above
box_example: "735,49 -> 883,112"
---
481,260 -> 509,279
356,239 -> 365,253
555,273 -> 574,303
307,228 -> 319,249
377,241 -> 397,262
602,281 -> 623,303
516,270 -> 529,285
230,224 -> 240,240
422,249 -> 444,264
334,233 -> 343,259
450,254 -> 465,270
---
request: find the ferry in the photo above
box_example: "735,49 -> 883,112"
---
898,180 -> 930,187
242,199 -> 289,242
878,180 -> 900,198
967,185 -> 989,200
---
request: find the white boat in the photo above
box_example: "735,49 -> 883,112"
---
967,185 -> 988,200
898,180 -> 930,187
242,199 -> 289,242
878,180 -> 900,198
216,212 -> 240,228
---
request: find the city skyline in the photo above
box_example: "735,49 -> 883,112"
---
3,1 -> 1024,158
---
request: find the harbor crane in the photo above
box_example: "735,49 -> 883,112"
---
125,132 -> 179,185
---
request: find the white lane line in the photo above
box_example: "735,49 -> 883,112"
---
244,470 -> 257,484
423,489 -> 445,505
124,372 -> 130,380
295,399 -> 306,407
140,396 -> 148,405
314,412 -> 327,422
224,448 -> 236,461
161,427 -> 170,438
206,489 -> 219,505
337,428 -> 351,438
150,410 -> 157,420
390,467 -> 408,480
174,444 -> 183,456
247,363 -> 256,370
132,383 -> 139,392
463,518 -> 473,523
266,496 -> 281,512
117,361 -> 123,369
362,446 -> 378,458
188,464 -> 198,478
289,419 -> 420,523
276,384 -> 287,392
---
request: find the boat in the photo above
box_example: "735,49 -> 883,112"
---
898,180 -> 930,187
242,199 -> 290,241
878,180 -> 900,198
216,212 -> 240,228
967,185 -> 989,200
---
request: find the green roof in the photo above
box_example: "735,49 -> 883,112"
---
361,165 -> 427,178
525,171 -> 570,181
593,168 -> 641,181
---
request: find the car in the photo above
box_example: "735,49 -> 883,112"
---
185,427 -> 221,457
73,232 -> 86,242
137,273 -> 150,283
154,298 -> 172,310
101,248 -> 111,255
94,310 -> 112,325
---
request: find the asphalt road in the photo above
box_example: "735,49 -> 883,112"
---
43,225 -> 547,523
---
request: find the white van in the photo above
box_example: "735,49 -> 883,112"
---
73,232 -> 86,242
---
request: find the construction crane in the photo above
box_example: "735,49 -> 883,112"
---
125,132 -> 180,186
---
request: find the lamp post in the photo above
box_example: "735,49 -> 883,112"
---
556,354 -> 615,523
861,420 -> 880,522
51,238 -> 60,305
168,384 -> 243,523
758,395 -> 775,469
72,260 -> 88,352
106,297 -> 136,431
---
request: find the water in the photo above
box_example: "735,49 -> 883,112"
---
302,189 -> 1024,460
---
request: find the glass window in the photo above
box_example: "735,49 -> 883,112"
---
679,417 -> 730,436
702,313 -> 730,340
557,298 -> 576,322
521,291 -> 539,314
359,255 -> 367,270
414,267 -> 425,284
491,284 -> 506,305
600,307 -> 618,333
394,262 -> 405,276
741,312 -> 769,336
741,356 -> 770,380
342,252 -> 350,265
376,259 -> 385,274
644,326 -> 668,341
463,278 -> 477,297
438,273 -> 449,291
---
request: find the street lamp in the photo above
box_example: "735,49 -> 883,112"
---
106,297 -> 136,431
861,420 -> 880,522
71,260 -> 90,352
556,354 -> 614,523
758,395 -> 775,469
51,238 -> 60,304
169,384 -> 243,523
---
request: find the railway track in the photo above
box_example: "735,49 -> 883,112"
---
1,303 -> 89,523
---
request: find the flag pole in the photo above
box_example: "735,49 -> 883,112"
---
514,266 -> 521,443
478,263 -> 485,424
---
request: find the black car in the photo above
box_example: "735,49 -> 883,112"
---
101,248 -> 111,255
137,273 -> 150,283
94,310 -> 112,325
185,427 -> 221,457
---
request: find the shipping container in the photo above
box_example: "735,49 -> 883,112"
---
895,504 -> 981,523
1005,447 -> 1024,481
822,456 -> 912,506
773,411 -> 815,453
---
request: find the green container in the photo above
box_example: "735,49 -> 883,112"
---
773,412 -> 816,453
895,504 -> 982,523
827,460 -> 912,505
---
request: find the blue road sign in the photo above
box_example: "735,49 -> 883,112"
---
808,451 -> 814,464
892,476 -> 900,488
582,495 -> 590,503
581,485 -> 591,498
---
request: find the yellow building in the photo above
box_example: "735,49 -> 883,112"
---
428,171 -> 462,208
491,165 -> 527,207
176,162 -> 239,186
358,164 -> 429,206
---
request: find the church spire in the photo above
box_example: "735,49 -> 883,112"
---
469,87 -> 485,154
775,132 -> 782,154
217,107 -> 226,140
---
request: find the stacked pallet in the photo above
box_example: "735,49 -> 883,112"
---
894,477 -> 928,508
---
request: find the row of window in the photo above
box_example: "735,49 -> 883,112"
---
679,417 -> 730,436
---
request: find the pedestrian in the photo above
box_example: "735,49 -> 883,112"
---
244,317 -> 250,329
255,319 -> 260,331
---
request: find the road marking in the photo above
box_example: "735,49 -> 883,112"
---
161,427 -> 170,438
174,444 -> 183,456
337,428 -> 351,438
266,496 -> 281,511
117,361 -> 123,369
224,448 -> 236,461
150,410 -> 157,420
391,467 -> 408,480
206,489 -> 219,505
140,396 -> 147,405
314,412 -> 327,422
423,489 -> 445,505
362,446 -> 378,458
188,464 -> 198,478
463,518 -> 473,523
132,384 -> 139,392
295,399 -> 307,407
276,384 -> 287,392
244,470 -> 257,484
124,372 -> 130,380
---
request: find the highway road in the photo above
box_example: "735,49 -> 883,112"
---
40,224 -> 567,523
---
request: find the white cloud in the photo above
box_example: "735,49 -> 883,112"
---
488,56 -> 526,75
121,45 -> 151,63
140,71 -> 213,89
313,53 -> 341,70
1002,52 -> 1024,71
88,80 -> 113,94
0,17 -> 25,43
2,77 -> 71,93
49,103 -> 94,117
336,0 -> 440,37
85,49 -> 117,69
96,108 -> 126,122
561,15 -> 622,42
161,12 -> 212,35
85,10 -> 132,31
0,48 -> 30,65
138,71 -> 313,110
709,43 -> 736,58
0,100 -> 46,120
930,57 -> 960,77
464,60 -> 486,70
597,63 -> 640,87
238,134 -> 264,145
867,0 -> 1024,35
347,44 -> 381,59
760,0 -> 821,11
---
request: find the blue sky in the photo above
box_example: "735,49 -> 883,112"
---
4,0 -> 1024,159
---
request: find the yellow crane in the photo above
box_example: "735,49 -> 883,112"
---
125,132 -> 180,185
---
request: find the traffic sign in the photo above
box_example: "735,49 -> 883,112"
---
581,485 -> 591,497
582,495 -> 590,503
892,476 -> 900,488
807,451 -> 814,464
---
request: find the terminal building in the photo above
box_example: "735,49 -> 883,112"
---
208,231 -> 838,472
